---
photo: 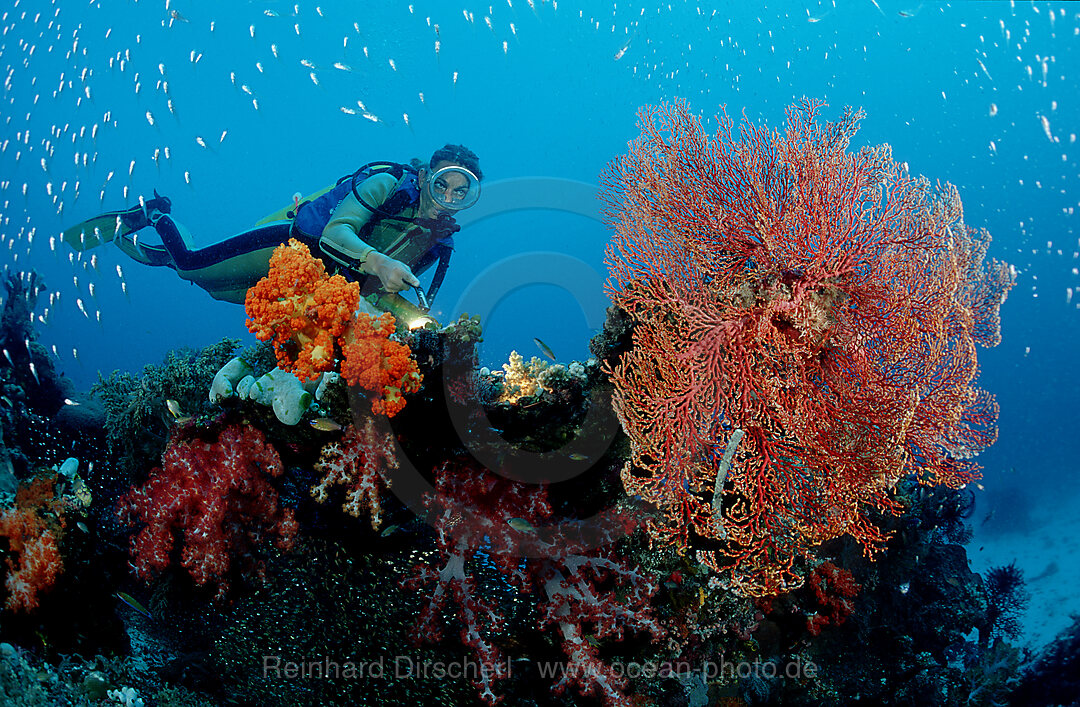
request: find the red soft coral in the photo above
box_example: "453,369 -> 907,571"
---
119,424 -> 298,596
310,418 -> 399,528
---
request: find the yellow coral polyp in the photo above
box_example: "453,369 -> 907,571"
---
497,351 -> 553,404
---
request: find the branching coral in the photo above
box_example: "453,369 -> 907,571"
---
602,99 -> 1014,596
310,419 -> 398,529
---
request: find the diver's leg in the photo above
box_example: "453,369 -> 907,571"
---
149,213 -> 199,270
149,215 -> 294,303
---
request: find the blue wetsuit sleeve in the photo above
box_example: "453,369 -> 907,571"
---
319,172 -> 398,270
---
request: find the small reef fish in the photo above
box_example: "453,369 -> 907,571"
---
310,418 -> 342,432
166,399 -> 184,418
614,31 -> 636,61
72,477 -> 93,507
534,337 -> 556,361
169,10 -> 190,23
508,518 -> 537,533
568,453 -> 588,461
116,591 -> 153,619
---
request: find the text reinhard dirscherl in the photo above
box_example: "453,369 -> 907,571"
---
261,655 -> 818,682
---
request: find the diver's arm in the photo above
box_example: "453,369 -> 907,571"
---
319,173 -> 419,292
319,173 -> 394,267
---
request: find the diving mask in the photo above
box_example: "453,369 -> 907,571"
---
424,166 -> 481,211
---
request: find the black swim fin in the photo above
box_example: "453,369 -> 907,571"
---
62,191 -> 172,252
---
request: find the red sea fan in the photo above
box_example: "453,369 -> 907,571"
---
602,99 -> 1013,596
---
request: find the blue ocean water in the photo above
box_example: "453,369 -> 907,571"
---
2,0 -> 1077,648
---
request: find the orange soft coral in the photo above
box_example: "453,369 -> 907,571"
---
245,239 -> 360,382
0,506 -> 62,612
340,312 -> 423,417
245,239 -> 422,414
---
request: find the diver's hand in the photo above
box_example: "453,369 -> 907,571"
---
363,251 -> 420,293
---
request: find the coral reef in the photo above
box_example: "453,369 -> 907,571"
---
1009,613 -> 1080,707
0,103 -> 1034,707
91,339 -> 242,476
404,459 -> 664,706
0,487 -> 63,612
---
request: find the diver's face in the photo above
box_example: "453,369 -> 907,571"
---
418,160 -> 470,219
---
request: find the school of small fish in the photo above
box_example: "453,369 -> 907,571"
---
0,0 -> 1074,387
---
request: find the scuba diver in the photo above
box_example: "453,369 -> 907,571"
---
63,144 -> 483,321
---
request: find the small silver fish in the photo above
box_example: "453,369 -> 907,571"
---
614,31 -> 636,61
166,399 -> 183,418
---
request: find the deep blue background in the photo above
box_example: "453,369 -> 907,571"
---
2,0 -> 1077,637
